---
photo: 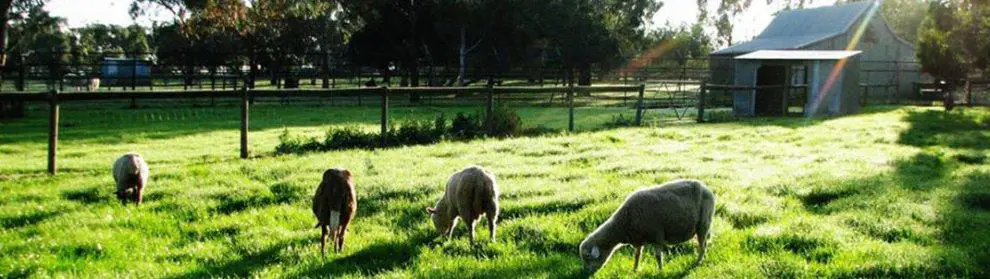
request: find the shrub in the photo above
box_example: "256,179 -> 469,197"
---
451,112 -> 484,139
392,119 -> 443,145
485,106 -> 522,137
275,129 -> 304,154
606,114 -> 635,128
274,108 -> 526,154
325,127 -> 378,150
953,151 -> 986,164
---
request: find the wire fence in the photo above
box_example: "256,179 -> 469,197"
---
0,84 -> 651,174
0,51 -> 715,93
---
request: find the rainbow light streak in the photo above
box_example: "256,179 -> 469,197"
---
621,39 -> 679,76
810,1 -> 880,113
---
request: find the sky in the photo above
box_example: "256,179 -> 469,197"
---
47,0 -> 838,46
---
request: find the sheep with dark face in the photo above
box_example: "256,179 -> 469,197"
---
112,153 -> 149,205
579,179 -> 715,274
313,168 -> 357,257
427,166 -> 500,244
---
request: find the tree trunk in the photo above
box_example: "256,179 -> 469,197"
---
578,63 -> 592,87
0,0 -> 11,69
457,25 -> 468,87
322,51 -> 331,89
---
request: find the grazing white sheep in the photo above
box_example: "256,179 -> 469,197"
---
112,153 -> 149,205
579,179 -> 715,274
88,77 -> 100,92
313,168 -> 357,257
427,166 -> 500,244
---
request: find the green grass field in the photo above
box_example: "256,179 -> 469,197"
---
1,102 -> 988,278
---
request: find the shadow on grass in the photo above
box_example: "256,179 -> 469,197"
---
939,171 -> 990,277
292,232 -> 434,277
500,199 -> 595,221
0,210 -> 61,229
898,109 -> 989,149
62,186 -> 106,204
774,107 -> 989,276
360,187 -> 435,216
167,237 -> 311,279
723,106 -> 904,128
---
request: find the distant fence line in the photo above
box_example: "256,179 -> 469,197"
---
0,51 -> 713,91
0,84 -> 646,175
2,51 -> 951,105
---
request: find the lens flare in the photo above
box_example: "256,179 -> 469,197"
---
810,1 -> 880,113
621,39 -> 679,77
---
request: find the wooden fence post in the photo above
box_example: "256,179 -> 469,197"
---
48,90 -> 59,175
486,85 -> 495,134
17,55 -> 25,91
380,87 -> 389,147
697,82 -> 707,123
240,87 -> 249,159
635,84 -> 646,125
893,60 -> 900,99
567,85 -> 575,132
132,59 -> 138,91
965,80 -> 972,106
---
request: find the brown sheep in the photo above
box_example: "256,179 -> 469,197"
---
427,166 -> 500,244
579,179 -> 716,274
312,168 -> 357,257
112,153 -> 149,205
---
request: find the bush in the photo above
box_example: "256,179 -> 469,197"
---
275,129 -> 304,154
391,119 -> 444,145
606,114 -> 635,128
325,127 -> 378,150
485,106 -> 522,137
451,112 -> 484,139
275,108 -> 526,154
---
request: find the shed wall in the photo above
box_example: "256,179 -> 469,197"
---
733,60 -> 759,116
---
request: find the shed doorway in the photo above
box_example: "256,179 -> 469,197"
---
755,65 -> 787,116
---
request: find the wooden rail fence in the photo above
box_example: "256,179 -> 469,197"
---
0,85 -> 646,175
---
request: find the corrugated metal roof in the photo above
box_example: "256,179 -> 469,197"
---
734,50 -> 862,60
712,1 -> 877,55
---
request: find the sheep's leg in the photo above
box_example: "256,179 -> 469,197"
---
486,214 -> 497,242
135,183 -> 144,206
447,218 -> 458,239
633,245 -> 644,272
695,233 -> 708,265
320,225 -> 329,258
654,245 -> 666,271
117,187 -> 127,205
485,205 -> 498,242
336,220 -> 350,252
467,218 -> 477,245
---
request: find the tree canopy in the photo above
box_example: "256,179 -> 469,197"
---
916,0 -> 989,83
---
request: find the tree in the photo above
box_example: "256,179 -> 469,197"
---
642,23 -> 712,66
542,0 -> 661,85
1,0 -> 46,66
841,0 -> 929,42
917,0 -> 989,85
6,6 -> 69,88
698,0 -> 814,47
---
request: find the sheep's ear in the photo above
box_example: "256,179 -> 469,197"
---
426,207 -> 436,214
342,169 -> 352,179
590,246 -> 600,259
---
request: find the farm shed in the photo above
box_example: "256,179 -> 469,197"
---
101,57 -> 152,86
709,0 -> 919,116
732,50 -> 861,117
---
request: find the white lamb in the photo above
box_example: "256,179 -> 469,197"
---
88,77 -> 100,92
112,153 -> 150,205
427,166 -> 500,244
579,179 -> 715,274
